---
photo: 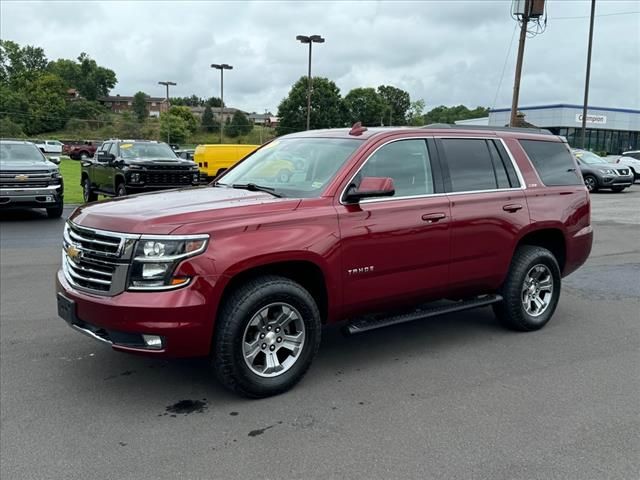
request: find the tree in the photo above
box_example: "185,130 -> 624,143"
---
205,96 -> 223,108
132,91 -> 148,122
23,73 -> 68,134
66,98 -> 106,120
0,117 -> 25,137
201,105 -> 218,132
224,110 -> 253,138
377,85 -> 411,126
407,99 -> 426,126
422,105 -> 490,125
0,40 -> 48,88
277,76 -> 346,135
48,52 -> 116,100
159,113 -> 189,144
167,106 -> 198,133
343,87 -> 386,126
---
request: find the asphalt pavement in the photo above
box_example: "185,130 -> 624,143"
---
1,189 -> 639,480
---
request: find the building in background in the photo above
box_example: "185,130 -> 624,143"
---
487,104 -> 639,154
98,94 -> 169,117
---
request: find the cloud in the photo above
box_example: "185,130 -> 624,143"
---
2,0 -> 638,113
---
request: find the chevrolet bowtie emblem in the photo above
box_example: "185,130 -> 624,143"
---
15,174 -> 29,181
67,245 -> 82,261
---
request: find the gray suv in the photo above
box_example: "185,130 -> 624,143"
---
573,149 -> 634,193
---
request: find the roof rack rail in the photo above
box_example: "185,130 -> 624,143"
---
421,123 -> 553,135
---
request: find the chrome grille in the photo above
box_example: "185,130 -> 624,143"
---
0,170 -> 53,188
62,222 -> 139,296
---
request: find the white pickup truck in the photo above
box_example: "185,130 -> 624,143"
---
33,139 -> 64,154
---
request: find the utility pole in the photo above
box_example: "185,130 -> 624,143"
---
581,0 -> 596,148
510,0 -> 529,127
296,35 -> 325,130
158,81 -> 176,143
211,64 -> 233,143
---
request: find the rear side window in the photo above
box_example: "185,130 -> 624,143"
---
440,139 -> 498,192
520,140 -> 582,186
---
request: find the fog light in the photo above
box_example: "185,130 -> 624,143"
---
142,334 -> 163,349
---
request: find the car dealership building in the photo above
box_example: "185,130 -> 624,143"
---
487,104 -> 640,154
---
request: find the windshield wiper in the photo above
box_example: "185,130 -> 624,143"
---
231,183 -> 283,197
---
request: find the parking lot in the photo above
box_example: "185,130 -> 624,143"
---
1,189 -> 638,480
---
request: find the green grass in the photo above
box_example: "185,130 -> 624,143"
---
59,158 -> 83,204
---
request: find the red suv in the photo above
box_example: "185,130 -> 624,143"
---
56,125 -> 592,397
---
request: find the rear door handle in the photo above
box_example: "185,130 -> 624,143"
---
503,204 -> 523,212
422,212 -> 447,223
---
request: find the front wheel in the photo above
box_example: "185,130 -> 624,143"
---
116,183 -> 127,197
83,178 -> 98,202
493,245 -> 561,332
583,175 -> 598,193
46,204 -> 64,218
213,275 -> 321,398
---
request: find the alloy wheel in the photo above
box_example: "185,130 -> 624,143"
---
521,264 -> 554,317
242,302 -> 306,377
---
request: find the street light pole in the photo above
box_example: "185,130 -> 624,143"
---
581,0 -> 596,149
211,64 -> 233,143
296,35 -> 325,130
158,81 -> 176,144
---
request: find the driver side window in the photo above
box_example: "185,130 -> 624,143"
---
360,139 -> 434,197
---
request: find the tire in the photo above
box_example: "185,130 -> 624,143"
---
46,204 -> 64,218
583,175 -> 598,193
116,183 -> 127,197
215,168 -> 227,178
80,151 -> 89,161
213,275 -> 321,398
611,186 -> 625,193
83,178 -> 98,202
493,245 -> 561,332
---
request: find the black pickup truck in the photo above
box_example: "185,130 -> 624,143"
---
81,140 -> 200,202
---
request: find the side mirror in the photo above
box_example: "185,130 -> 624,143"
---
345,176 -> 395,203
97,152 -> 114,162
48,156 -> 60,165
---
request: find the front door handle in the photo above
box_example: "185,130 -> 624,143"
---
422,212 -> 446,223
503,203 -> 523,212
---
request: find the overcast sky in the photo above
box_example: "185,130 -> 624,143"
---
2,0 -> 639,114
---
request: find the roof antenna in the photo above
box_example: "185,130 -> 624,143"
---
349,122 -> 368,136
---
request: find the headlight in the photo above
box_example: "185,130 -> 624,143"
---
130,172 -> 142,183
601,168 -> 616,175
128,235 -> 209,290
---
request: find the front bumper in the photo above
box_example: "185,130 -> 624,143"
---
0,184 -> 63,208
598,173 -> 634,188
56,269 -> 220,357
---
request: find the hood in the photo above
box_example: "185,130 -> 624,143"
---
70,186 -> 301,234
0,159 -> 57,172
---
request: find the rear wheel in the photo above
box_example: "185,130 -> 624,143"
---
213,275 -> 321,398
83,178 -> 98,202
583,175 -> 598,193
80,151 -> 89,161
46,203 -> 64,218
493,245 -> 561,331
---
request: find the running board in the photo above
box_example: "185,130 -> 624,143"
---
345,294 -> 503,335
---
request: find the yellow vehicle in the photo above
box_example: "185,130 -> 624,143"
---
194,144 -> 260,180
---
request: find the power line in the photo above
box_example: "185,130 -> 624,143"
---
552,11 -> 639,20
491,22 -> 518,111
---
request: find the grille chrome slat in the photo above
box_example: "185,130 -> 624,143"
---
62,222 -> 140,296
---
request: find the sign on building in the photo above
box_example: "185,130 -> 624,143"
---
575,113 -> 607,124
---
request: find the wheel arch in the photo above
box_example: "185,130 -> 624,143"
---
114,174 -> 126,189
515,227 -> 566,274
218,258 -> 330,325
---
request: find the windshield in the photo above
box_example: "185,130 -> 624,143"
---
120,142 -> 178,159
575,150 -> 608,165
218,138 -> 361,198
0,143 -> 47,163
